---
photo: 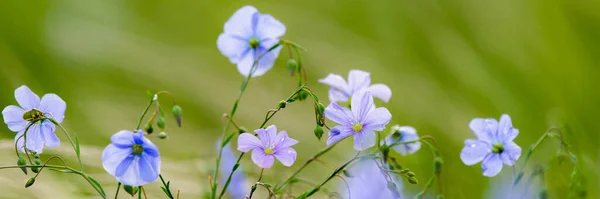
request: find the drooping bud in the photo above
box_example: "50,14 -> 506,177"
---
172,105 -> 183,127
278,100 -> 287,109
156,116 -> 166,130
25,178 -> 35,188
124,185 -> 139,196
145,123 -> 154,134
295,90 -> 309,101
157,132 -> 168,139
408,176 -> 418,184
17,156 -> 27,175
406,171 -> 416,178
433,157 -> 443,175
316,102 -> 325,117
286,59 -> 298,76
313,126 -> 324,140
381,145 -> 390,163
31,159 -> 42,173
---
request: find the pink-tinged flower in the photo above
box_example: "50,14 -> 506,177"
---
2,85 -> 66,154
325,90 -> 392,151
217,5 -> 286,77
237,125 -> 298,168
319,69 -> 392,103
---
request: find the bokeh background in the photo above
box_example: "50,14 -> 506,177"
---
0,0 -> 599,198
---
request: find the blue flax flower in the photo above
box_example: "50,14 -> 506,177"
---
237,125 -> 298,168
319,69 -> 392,103
217,140 -> 248,199
325,90 -> 391,151
461,114 -> 521,177
2,85 -> 66,154
385,125 -> 421,156
341,159 -> 403,199
217,5 -> 286,77
102,130 -> 161,186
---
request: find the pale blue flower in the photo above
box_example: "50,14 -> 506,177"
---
217,5 -> 285,77
385,125 -> 421,156
486,173 -> 539,199
319,69 -> 392,103
341,159 -> 403,199
2,85 -> 66,154
325,89 -> 391,151
237,125 -> 298,168
461,114 -> 521,177
102,130 -> 161,186
217,140 -> 248,199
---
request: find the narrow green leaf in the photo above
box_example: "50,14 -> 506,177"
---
75,135 -> 81,158
222,133 -> 235,147
87,176 -> 107,197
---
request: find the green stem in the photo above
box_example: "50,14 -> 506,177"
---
212,42 -> 283,199
513,127 -> 564,186
49,119 -> 84,172
114,183 -> 121,199
273,143 -> 338,192
160,174 -> 175,199
136,99 -> 156,130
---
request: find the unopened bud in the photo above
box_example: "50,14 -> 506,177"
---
314,126 -> 324,140
406,171 -> 416,177
172,105 -> 183,127
124,185 -> 139,196
296,90 -> 309,101
278,100 -> 287,109
17,156 -> 27,175
437,195 -> 445,199
434,157 -> 443,175
408,176 -> 418,184
25,178 -> 35,188
31,159 -> 42,173
156,116 -> 166,130
286,59 -> 298,76
157,132 -> 168,139
145,123 -> 154,134
316,102 -> 325,116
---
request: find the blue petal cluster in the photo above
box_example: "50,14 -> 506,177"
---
102,130 -> 161,186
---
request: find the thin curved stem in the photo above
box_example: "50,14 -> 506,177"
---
49,119 -> 84,171
114,183 -> 121,199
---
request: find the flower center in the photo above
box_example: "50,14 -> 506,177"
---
263,147 -> 274,155
492,143 -> 504,154
352,123 -> 363,132
22,109 -> 44,122
249,37 -> 260,49
132,144 -> 144,155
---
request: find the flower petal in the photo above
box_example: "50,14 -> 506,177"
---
326,126 -> 353,146
324,102 -> 353,125
353,130 -> 376,151
217,34 -> 249,63
14,86 -> 40,110
367,84 -> 392,103
460,139 -> 491,166
348,70 -> 371,92
498,114 -> 518,141
236,46 -> 281,77
116,156 -> 149,186
138,154 -> 160,183
500,141 -> 521,166
223,5 -> 258,38
351,90 -> 375,121
2,105 -> 26,132
362,107 -> 391,132
327,88 -> 349,102
274,147 -> 296,166
251,149 -> 274,168
40,94 -> 66,123
274,131 -> 298,149
142,138 -> 160,158
21,124 -> 45,154
319,73 -> 350,95
237,133 -> 262,152
115,156 -> 134,177
482,154 -> 503,177
391,128 -> 421,156
41,121 -> 59,148
469,118 -> 498,143
110,130 -> 135,148
102,144 -> 133,176
257,125 -> 277,146
255,14 -> 286,40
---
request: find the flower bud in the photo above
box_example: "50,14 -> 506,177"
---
278,100 -> 287,109
313,126 -> 324,140
286,59 -> 298,76
408,176 -> 418,184
433,157 -> 443,175
156,116 -> 166,130
124,185 -> 139,196
31,159 -> 42,173
17,156 -> 27,175
157,132 -> 168,139
25,178 -> 35,188
145,123 -> 154,134
172,105 -> 183,127
406,171 -> 416,177
437,195 -> 445,199
296,90 -> 309,101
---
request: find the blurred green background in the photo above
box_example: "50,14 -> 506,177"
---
0,0 -> 598,198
